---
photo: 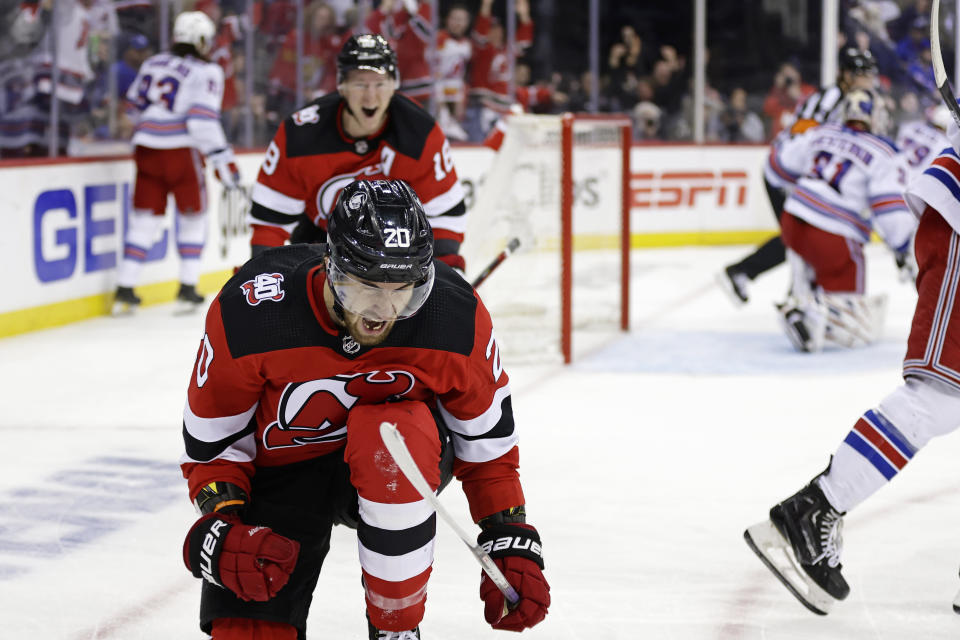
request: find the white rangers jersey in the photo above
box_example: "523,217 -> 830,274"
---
775,123 -> 914,252
895,119 -> 949,181
904,146 -> 960,235
764,85 -> 846,189
126,52 -> 227,154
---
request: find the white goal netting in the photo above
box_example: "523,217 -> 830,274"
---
461,113 -> 630,364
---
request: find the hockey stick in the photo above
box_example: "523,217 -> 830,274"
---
931,0 -> 960,129
470,237 -> 521,289
378,422 -> 521,607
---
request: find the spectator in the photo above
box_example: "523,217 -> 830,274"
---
513,63 -> 558,114
848,0 -> 900,44
197,1 -> 244,138
885,0 -> 931,43
266,1 -> 344,128
763,62 -> 815,137
895,15 -> 930,67
632,101 -> 661,140
465,0 -> 533,141
906,42 -> 936,95
717,87 -> 766,143
604,40 -> 639,112
366,0 -> 433,106
90,32 -> 150,139
435,3 -> 472,141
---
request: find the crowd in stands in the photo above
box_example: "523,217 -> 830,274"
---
0,0 -> 953,158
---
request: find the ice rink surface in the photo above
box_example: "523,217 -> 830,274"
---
2,244 -> 960,639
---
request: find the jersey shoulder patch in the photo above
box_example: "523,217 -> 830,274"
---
283,94 -> 345,158
219,244 -> 339,357
384,94 -> 439,159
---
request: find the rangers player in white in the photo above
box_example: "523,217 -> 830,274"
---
113,11 -> 240,314
744,101 -> 960,615
765,88 -> 915,352
896,103 -> 951,181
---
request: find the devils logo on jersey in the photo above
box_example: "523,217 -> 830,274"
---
241,273 -> 285,305
262,370 -> 416,449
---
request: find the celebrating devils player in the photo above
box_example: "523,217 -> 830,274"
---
182,180 -> 549,639
248,34 -> 469,272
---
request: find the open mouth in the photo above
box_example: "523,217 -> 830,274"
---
361,317 -> 386,333
361,106 -> 378,118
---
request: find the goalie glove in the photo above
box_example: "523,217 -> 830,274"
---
477,523 -> 550,631
183,512 -> 299,602
208,147 -> 241,190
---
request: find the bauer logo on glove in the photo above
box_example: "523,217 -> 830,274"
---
480,534 -> 543,560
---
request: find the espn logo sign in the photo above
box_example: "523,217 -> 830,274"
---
632,170 -> 748,209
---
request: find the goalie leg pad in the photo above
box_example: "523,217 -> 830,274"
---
744,520 -> 837,615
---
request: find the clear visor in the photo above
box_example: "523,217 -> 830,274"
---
327,261 -> 434,322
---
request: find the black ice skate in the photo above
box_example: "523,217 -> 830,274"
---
367,616 -> 420,640
111,286 -> 141,316
744,479 -> 849,615
716,265 -> 750,305
175,283 -> 205,314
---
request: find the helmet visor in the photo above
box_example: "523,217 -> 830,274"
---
328,261 -> 434,322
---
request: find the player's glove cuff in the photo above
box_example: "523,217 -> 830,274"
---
477,523 -> 544,569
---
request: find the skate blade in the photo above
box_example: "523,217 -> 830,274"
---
744,520 -> 836,615
953,588 -> 960,614
111,301 -> 138,317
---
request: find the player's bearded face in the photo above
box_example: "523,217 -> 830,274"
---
324,270 -> 416,346
340,70 -> 394,137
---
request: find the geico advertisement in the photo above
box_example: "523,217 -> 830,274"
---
2,144 -> 770,314
0,154 -> 260,313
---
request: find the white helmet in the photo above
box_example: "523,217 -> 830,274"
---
841,88 -> 889,135
173,11 -> 216,56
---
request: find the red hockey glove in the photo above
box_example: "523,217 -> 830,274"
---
477,523 -> 550,631
208,148 -> 241,189
183,513 -> 300,602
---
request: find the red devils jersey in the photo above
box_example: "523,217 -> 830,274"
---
181,244 -> 521,518
249,93 -> 466,251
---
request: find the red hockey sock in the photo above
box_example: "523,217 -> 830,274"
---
210,618 -> 298,640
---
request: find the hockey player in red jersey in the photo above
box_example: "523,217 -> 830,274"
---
113,10 -> 241,315
248,34 -> 469,272
744,102 -> 960,615
182,179 -> 550,639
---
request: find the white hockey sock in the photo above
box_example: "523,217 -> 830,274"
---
179,258 -> 201,287
176,212 -> 207,286
819,377 -> 960,513
817,412 -> 909,513
117,210 -> 164,288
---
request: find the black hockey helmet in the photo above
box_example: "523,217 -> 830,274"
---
326,179 -> 435,320
336,33 -> 399,86
839,47 -> 878,75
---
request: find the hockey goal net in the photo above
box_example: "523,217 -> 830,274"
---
461,113 -> 632,364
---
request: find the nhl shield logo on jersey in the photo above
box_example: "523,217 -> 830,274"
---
240,273 -> 285,306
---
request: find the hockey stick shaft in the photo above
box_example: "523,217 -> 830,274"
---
378,422 -> 521,605
470,237 -> 521,289
931,0 -> 960,128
